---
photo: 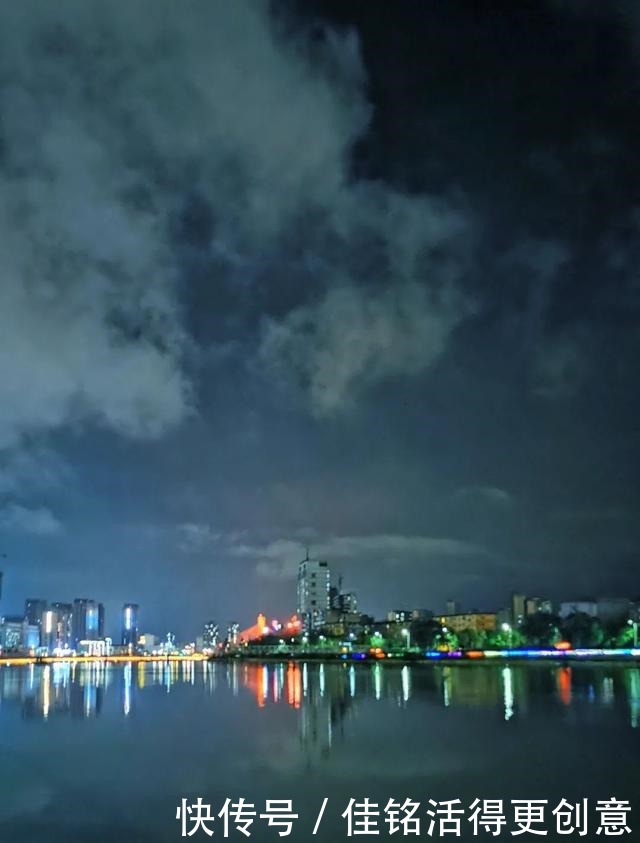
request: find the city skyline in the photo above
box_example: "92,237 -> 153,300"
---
0,2 -> 638,639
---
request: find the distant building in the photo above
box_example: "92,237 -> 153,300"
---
0,615 -> 26,650
50,602 -> 73,650
387,610 -> 413,624
138,633 -> 158,652
446,600 -> 460,615
297,555 -> 331,630
122,603 -> 139,648
525,597 -> 554,616
512,593 -> 526,627
203,621 -> 219,650
559,600 -> 598,619
227,622 -> 240,645
597,598 -> 630,624
24,599 -> 48,643
437,612 -> 498,634
411,608 -> 433,621
72,599 -> 104,648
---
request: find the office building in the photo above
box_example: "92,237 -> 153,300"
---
297,555 -> 331,630
512,593 -> 526,627
446,599 -> 461,615
122,603 -> 139,648
24,599 -> 47,644
72,599 -> 104,648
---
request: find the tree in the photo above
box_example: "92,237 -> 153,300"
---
560,612 -> 604,648
520,612 -> 562,647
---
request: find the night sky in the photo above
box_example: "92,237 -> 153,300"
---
0,1 -> 638,639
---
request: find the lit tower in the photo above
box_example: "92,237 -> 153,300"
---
297,551 -> 331,630
122,603 -> 139,649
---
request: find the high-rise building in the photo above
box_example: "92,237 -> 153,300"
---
72,599 -> 104,648
51,602 -> 73,650
297,555 -> 331,630
512,593 -> 526,627
122,603 -> 139,648
446,599 -> 461,615
24,599 -> 47,644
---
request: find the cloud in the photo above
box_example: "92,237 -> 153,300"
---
0,503 -> 63,535
261,280 -> 470,416
531,335 -> 588,398
452,486 -> 516,509
176,522 -> 222,554
0,1 -> 369,450
230,533 -> 487,580
0,447 -> 70,495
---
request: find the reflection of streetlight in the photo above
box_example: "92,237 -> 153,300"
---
628,619 -> 638,648
401,627 -> 411,649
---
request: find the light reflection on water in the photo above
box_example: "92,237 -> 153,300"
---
0,660 -> 639,730
0,661 -> 640,842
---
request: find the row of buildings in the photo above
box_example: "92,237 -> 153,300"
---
294,555 -> 639,639
0,572 -> 141,654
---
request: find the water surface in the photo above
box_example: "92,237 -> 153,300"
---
0,660 -> 638,841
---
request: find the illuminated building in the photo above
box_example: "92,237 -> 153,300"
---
72,599 -> 105,648
0,615 -> 26,650
227,622 -> 240,644
138,633 -> 158,652
512,593 -> 526,627
24,599 -> 47,643
387,609 -> 412,623
297,554 -> 331,630
525,597 -> 554,616
121,603 -> 139,648
437,612 -> 497,633
51,602 -> 73,650
203,621 -> 218,649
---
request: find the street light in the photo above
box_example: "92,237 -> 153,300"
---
401,627 -> 411,649
628,619 -> 638,648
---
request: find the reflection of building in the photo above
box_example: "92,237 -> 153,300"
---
122,603 -> 139,648
437,612 -> 497,633
297,555 -> 331,630
72,599 -> 104,648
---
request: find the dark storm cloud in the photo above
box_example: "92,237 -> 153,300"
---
0,0 -> 638,633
